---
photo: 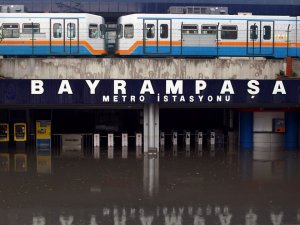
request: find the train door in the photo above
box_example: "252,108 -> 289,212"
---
247,21 -> 261,56
144,19 -> 157,54
247,20 -> 274,56
261,21 -> 274,55
50,18 -> 79,55
158,20 -> 171,54
143,19 -> 172,55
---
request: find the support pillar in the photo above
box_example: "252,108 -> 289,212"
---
143,104 -> 159,153
149,104 -> 155,150
240,111 -> 253,150
285,111 -> 299,150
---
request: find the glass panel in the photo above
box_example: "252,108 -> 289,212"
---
263,25 -> 271,40
89,24 -> 98,38
250,24 -> 258,40
100,24 -> 106,39
160,24 -> 168,39
53,23 -> 62,38
67,23 -> 75,38
117,24 -> 123,39
201,25 -> 217,35
221,25 -> 238,39
182,25 -> 198,34
146,24 -> 155,38
124,24 -> 134,38
22,23 -> 40,34
2,23 -> 19,38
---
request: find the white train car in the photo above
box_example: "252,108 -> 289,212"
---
0,13 -> 106,56
115,13 -> 299,58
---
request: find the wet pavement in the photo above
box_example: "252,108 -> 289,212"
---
0,148 -> 300,225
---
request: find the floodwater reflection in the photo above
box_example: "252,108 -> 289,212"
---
0,147 -> 299,224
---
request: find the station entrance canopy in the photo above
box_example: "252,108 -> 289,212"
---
0,79 -> 299,107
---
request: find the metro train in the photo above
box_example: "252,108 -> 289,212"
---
0,12 -> 299,58
0,13 -> 106,56
115,13 -> 300,58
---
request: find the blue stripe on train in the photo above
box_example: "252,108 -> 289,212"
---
130,46 -> 299,58
0,45 -> 94,55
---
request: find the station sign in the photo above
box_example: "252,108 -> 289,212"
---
0,79 -> 299,106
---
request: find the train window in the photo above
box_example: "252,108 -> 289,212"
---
182,25 -> 198,34
146,24 -> 155,38
201,25 -> 217,35
250,24 -> 258,40
2,23 -> 20,38
124,24 -> 134,38
67,23 -> 76,38
89,24 -> 98,38
263,25 -> 271,40
160,24 -> 168,39
100,24 -> 106,39
22,23 -> 40,34
221,25 -> 238,39
53,23 -> 62,38
117,24 -> 123,39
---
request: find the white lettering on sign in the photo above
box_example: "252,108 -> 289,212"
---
58,80 -> 73,95
31,80 -> 44,95
247,80 -> 260,97
195,80 -> 207,94
140,80 -> 155,94
86,80 -> 100,94
220,80 -> 234,95
114,80 -> 127,95
166,80 -> 183,94
272,81 -> 286,94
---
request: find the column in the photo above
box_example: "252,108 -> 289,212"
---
285,111 -> 299,150
240,111 -> 253,150
143,104 -> 160,153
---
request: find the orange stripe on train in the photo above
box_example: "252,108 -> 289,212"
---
0,40 -> 107,54
116,40 -> 298,55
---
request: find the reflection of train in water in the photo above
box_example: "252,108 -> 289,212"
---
115,13 -> 300,58
0,13 -> 106,56
0,12 -> 299,58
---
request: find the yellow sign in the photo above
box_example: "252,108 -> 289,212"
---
37,156 -> 52,174
36,120 -> 51,139
14,123 -> 27,142
0,123 -> 9,142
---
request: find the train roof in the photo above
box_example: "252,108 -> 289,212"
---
0,13 -> 104,19
119,13 -> 295,21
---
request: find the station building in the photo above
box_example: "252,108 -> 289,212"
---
0,2 -> 299,156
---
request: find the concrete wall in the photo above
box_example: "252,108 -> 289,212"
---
253,112 -> 284,132
0,57 -> 292,79
253,112 -> 285,149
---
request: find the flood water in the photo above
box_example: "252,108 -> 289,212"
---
0,147 -> 300,225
